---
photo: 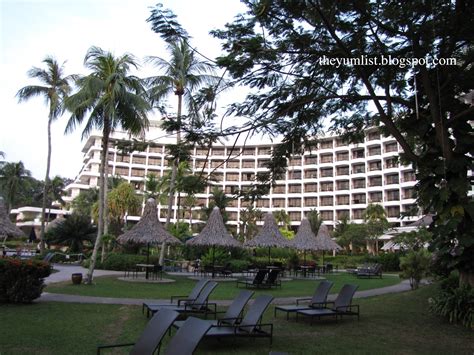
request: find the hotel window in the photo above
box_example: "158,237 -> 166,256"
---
352,178 -> 366,189
288,198 -> 301,207
304,197 -> 318,207
289,157 -> 302,165
212,173 -> 224,182
385,173 -> 399,185
148,157 -> 161,166
115,167 -> 129,176
336,180 -> 349,191
387,206 -> 400,218
149,145 -> 162,153
368,146 -> 382,156
403,170 -> 416,182
108,152 -> 115,161
386,190 -> 400,201
273,185 -> 286,193
258,147 -> 271,155
403,187 -> 415,199
336,195 -> 350,205
132,156 -> 146,165
336,210 -> 350,219
116,154 -> 130,163
335,138 -> 346,147
227,211 -> 238,221
242,172 -> 255,181
289,170 -> 302,180
242,148 -> 255,155
369,176 -> 382,186
352,149 -> 365,159
225,185 -> 239,194
195,160 -> 208,169
352,163 -> 365,174
241,199 -> 252,208
211,160 -> 225,169
304,155 -> 318,165
367,131 -> 380,140
226,172 -> 239,181
385,158 -> 399,169
320,210 -> 334,220
212,148 -> 225,156
320,182 -> 334,192
320,168 -> 333,178
196,198 -> 207,206
336,166 -> 350,176
320,140 -> 333,149
256,199 -> 270,208
288,184 -> 301,193
320,196 -> 334,206
304,141 -> 318,152
304,169 -> 318,179
304,183 -> 318,192
242,160 -> 255,169
226,160 -> 240,169
131,168 -> 145,177
368,160 -> 382,171
257,159 -> 270,168
228,199 -> 238,207
352,209 -> 364,219
272,198 -> 285,208
320,154 -> 333,163
352,193 -> 366,204
336,151 -> 349,161
289,211 -> 301,221
369,191 -> 383,203
196,148 -> 208,155
384,142 -> 398,153
162,159 -> 169,167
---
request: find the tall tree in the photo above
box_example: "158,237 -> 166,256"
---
71,188 -> 99,218
0,161 -> 31,211
16,56 -> 72,252
211,1 -> 474,285
145,37 -> 219,264
65,46 -> 150,283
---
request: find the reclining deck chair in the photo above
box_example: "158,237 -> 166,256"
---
142,278 -> 209,315
274,280 -> 334,319
97,308 -> 179,355
296,284 -> 359,325
145,281 -> 218,318
164,317 -> 212,355
236,269 -> 268,288
263,269 -> 281,288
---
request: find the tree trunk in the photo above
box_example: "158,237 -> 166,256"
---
459,270 -> 474,287
101,162 -> 110,263
86,122 -> 110,284
39,118 -> 53,254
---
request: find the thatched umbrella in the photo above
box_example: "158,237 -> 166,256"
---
244,212 -> 291,264
187,207 -> 241,277
290,218 -> 321,265
0,198 -> 25,242
45,215 -> 66,233
117,198 -> 181,267
315,223 -> 342,264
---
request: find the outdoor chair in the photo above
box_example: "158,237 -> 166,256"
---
263,269 -> 281,288
173,290 -> 254,329
236,269 -> 268,288
357,263 -> 382,278
296,284 -> 360,325
151,264 -> 163,280
274,280 -> 334,319
219,262 -> 233,278
96,308 -> 179,355
164,317 -> 211,355
145,281 -> 219,318
142,278 -> 209,316
173,294 -> 275,346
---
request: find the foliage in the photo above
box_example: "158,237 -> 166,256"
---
70,188 -> 99,218
168,221 -> 192,240
279,227 -> 294,240
239,205 -> 262,242
364,204 -> 390,254
200,248 -> 229,267
274,209 -> 290,228
306,209 -> 322,234
203,187 -> 233,222
0,161 -> 32,211
107,181 -> 141,232
364,253 -> 402,272
400,250 -> 431,290
227,259 -> 251,272
394,228 -> 432,251
45,213 -> 96,253
0,257 -> 51,303
334,220 -> 367,252
144,173 -> 160,199
82,253 -> 159,271
429,275 -> 474,329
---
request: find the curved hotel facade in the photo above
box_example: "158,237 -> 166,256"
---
64,122 -> 419,233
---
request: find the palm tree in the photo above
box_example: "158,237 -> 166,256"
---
45,213 -> 96,253
146,39 -> 219,264
65,46 -> 150,283
0,161 -> 31,211
16,56 -> 72,252
363,203 -> 389,255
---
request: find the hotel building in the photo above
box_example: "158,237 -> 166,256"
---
64,121 -> 419,234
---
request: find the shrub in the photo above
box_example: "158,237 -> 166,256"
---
399,250 -> 431,289
228,259 -> 250,272
364,253 -> 402,272
0,257 -> 51,303
429,275 -> 474,329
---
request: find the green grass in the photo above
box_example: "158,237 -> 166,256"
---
45,273 -> 401,299
1,285 -> 472,354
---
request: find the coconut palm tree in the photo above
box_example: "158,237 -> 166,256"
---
0,161 -> 31,212
146,40 -> 219,264
363,203 -> 389,255
65,46 -> 150,283
16,56 -> 73,252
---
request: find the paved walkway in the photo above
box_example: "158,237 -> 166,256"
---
39,264 -> 416,306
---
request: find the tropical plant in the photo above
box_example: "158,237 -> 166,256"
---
144,173 -> 160,199
394,228 -> 432,251
274,209 -> 291,229
334,221 -> 367,254
70,188 -> 99,218
203,187 -> 232,222
107,181 -> 141,230
16,56 -> 73,252
45,213 -> 96,253
399,249 -> 431,290
65,46 -> 150,283
306,209 -> 323,234
363,204 -> 389,255
0,161 -> 32,211
239,206 -> 262,242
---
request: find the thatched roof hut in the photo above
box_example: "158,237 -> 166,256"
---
291,218 -> 321,251
187,207 -> 241,248
117,198 -> 181,246
244,212 -> 290,248
0,198 -> 25,239
45,215 -> 66,233
315,224 -> 342,251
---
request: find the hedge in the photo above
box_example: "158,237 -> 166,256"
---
0,257 -> 51,303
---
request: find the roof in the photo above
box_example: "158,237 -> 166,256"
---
0,199 -> 25,238
244,212 -> 290,248
290,218 -> 322,251
314,224 -> 342,251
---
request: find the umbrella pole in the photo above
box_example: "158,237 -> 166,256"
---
212,246 -> 215,278
146,243 -> 150,280
268,246 -> 271,265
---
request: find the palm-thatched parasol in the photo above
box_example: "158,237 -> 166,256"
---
187,207 -> 241,277
244,212 -> 291,264
117,198 -> 181,266
0,198 -> 25,242
315,223 -> 342,264
45,215 -> 66,232
290,218 -> 321,265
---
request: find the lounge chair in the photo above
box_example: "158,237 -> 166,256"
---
145,281 -> 218,318
142,278 -> 209,315
173,294 -> 275,346
263,269 -> 281,288
236,269 -> 268,288
357,263 -> 382,278
296,284 -> 360,325
173,290 -> 254,329
164,317 -> 211,355
274,280 -> 334,319
96,308 -> 179,355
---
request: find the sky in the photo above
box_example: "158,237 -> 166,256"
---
0,0 -> 248,180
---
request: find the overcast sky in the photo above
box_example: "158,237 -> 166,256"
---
0,0 -> 247,180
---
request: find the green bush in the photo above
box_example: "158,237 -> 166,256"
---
429,276 -> 474,329
399,250 -> 431,289
364,253 -> 402,272
0,257 -> 51,303
82,253 -> 159,271
227,259 -> 251,272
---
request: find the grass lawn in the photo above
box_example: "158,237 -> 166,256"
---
45,273 -> 401,300
1,284 -> 472,354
